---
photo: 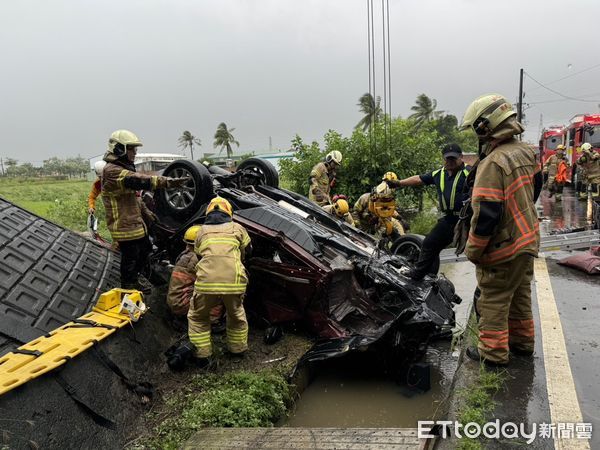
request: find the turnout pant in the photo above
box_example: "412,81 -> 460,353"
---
411,216 -> 457,280
188,292 -> 248,358
118,235 -> 151,287
476,254 -> 535,364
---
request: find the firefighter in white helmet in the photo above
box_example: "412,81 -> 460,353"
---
88,161 -> 106,215
188,197 -> 252,366
352,182 -> 404,239
308,150 -> 342,206
101,129 -> 189,292
322,195 -> 354,226
578,142 -> 600,196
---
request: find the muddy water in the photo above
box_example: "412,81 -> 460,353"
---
285,190 -> 594,429
285,343 -> 456,428
538,187 -> 592,235
285,261 -> 478,428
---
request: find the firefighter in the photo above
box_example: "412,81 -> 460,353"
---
352,182 -> 404,239
101,129 -> 188,292
188,197 -> 252,364
308,150 -> 343,206
386,144 -> 470,279
352,172 -> 399,230
578,142 -> 600,196
167,225 -> 225,329
543,144 -> 570,199
459,93 -> 540,367
322,196 -> 354,226
88,161 -> 106,214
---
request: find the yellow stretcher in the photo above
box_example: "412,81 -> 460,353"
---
0,289 -> 147,397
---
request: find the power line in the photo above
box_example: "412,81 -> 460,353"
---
527,62 -> 600,93
524,71 -> 600,103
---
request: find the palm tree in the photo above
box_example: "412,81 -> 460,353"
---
355,93 -> 383,132
409,94 -> 443,129
213,122 -> 239,159
178,131 -> 202,160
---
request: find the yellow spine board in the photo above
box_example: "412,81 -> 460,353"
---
0,289 -> 145,397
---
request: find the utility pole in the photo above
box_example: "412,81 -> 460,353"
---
0,157 -> 4,176
517,68 -> 524,141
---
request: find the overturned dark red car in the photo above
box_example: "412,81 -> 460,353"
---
146,158 -> 461,374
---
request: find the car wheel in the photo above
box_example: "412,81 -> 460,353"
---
154,160 -> 214,221
390,234 -> 424,264
237,157 -> 279,188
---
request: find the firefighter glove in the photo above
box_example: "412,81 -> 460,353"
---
166,177 -> 190,189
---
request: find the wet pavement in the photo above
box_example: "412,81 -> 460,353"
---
545,251 -> 600,449
538,187 -> 593,235
285,187 -> 598,448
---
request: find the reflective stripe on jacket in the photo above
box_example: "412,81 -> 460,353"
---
101,163 -> 166,241
430,167 -> 470,213
194,222 -> 251,294
466,138 -> 540,266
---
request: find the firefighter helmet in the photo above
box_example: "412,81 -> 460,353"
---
333,199 -> 349,217
373,181 -> 395,200
325,150 -> 343,165
382,171 -> 398,182
581,143 -> 593,152
206,197 -> 233,217
94,160 -> 107,177
183,225 -> 202,244
108,129 -> 143,156
459,94 -> 516,135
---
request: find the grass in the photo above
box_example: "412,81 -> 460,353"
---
454,313 -> 506,450
0,177 -> 111,240
139,370 -> 292,450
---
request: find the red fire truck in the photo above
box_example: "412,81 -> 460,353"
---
565,114 -> 600,186
539,125 -> 565,168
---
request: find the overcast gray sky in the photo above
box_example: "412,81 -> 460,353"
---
2,0 -> 600,164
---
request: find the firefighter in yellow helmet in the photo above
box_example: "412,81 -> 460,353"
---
322,195 -> 354,226
459,94 -> 541,367
188,197 -> 252,365
543,144 -> 570,199
352,182 -> 404,239
578,142 -> 600,196
101,129 -> 189,292
308,150 -> 342,206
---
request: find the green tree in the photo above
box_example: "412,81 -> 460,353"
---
279,135 -> 324,195
178,130 -> 202,160
355,93 -> 383,132
5,158 -> 17,177
280,118 -> 442,211
213,123 -> 239,159
409,93 -> 443,129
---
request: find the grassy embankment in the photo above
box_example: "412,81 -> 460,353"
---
0,177 -> 111,240
1,177 -> 296,448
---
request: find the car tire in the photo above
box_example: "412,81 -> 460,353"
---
154,160 -> 214,221
390,234 -> 424,263
237,157 -> 279,188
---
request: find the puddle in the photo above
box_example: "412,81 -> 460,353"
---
284,342 -> 457,428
